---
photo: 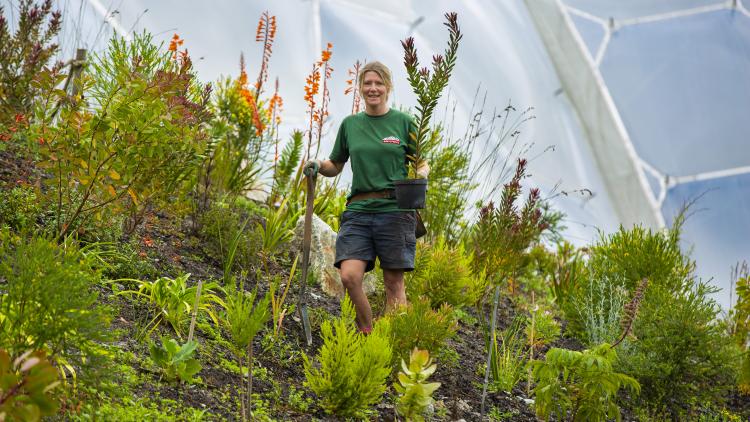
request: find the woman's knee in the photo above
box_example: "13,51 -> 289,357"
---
339,260 -> 366,290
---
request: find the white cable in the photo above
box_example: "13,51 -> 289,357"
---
594,29 -> 610,67
669,165 -> 750,187
565,5 -> 607,25
616,1 -> 730,28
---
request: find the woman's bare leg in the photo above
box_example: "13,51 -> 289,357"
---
383,268 -> 407,313
339,259 -> 372,331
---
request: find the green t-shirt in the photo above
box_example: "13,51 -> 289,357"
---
329,109 -> 415,212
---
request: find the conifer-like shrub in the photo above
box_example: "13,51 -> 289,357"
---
303,296 -> 392,418
408,236 -> 486,309
0,232 -> 112,369
385,298 -> 458,367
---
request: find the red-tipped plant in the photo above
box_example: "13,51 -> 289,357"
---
401,12 -> 462,178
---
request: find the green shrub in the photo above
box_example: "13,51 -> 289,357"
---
0,232 -> 112,368
571,274 -> 628,347
303,295 -> 392,418
0,349 -> 61,421
31,31 -> 211,240
532,344 -> 640,422
385,298 -> 458,367
617,281 -> 740,417
408,236 -> 486,309
394,348 -> 441,421
0,185 -> 41,231
582,222 -> 740,417
149,336 -> 201,383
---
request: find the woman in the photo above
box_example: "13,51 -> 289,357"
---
304,61 -> 428,333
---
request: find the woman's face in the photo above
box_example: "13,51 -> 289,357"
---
361,71 -> 388,109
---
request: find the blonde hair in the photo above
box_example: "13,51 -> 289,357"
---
358,61 -> 393,97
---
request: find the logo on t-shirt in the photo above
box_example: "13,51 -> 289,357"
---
382,136 -> 401,144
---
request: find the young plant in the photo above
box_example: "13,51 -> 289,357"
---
121,274 -> 223,339
401,12 -> 462,178
0,349 -> 60,420
532,344 -> 640,422
149,336 -> 201,383
385,298 -> 458,368
220,282 -> 271,421
489,316 -> 527,394
268,255 -> 298,339
394,348 -> 441,422
303,295 -> 392,418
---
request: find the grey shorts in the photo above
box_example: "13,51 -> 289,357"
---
334,211 -> 417,272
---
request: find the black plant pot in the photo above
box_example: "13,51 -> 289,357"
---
394,178 -> 428,209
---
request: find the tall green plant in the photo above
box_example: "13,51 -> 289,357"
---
401,12 -> 462,178
471,158 -> 548,415
303,295 -> 392,418
30,32 -> 211,240
728,262 -> 750,394
422,131 -> 473,244
220,282 -> 271,421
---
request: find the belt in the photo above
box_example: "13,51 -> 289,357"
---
346,189 -> 395,205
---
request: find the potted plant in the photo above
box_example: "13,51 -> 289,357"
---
396,12 -> 462,209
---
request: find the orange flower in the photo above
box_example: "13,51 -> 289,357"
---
14,113 -> 25,123
168,33 -> 184,60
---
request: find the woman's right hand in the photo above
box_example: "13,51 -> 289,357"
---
303,159 -> 321,177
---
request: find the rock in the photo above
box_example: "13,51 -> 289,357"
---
456,398 -> 472,413
293,213 -> 377,298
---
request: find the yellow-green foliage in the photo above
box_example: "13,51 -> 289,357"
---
394,348 -> 441,421
385,298 -> 458,367
408,237 -> 486,308
303,296 -> 392,418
